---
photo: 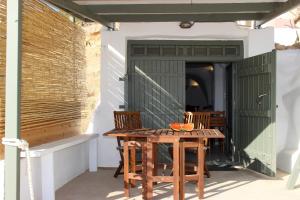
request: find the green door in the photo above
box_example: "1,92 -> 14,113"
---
233,50 -> 276,176
127,59 -> 185,128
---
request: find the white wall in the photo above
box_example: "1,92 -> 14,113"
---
276,49 -> 300,173
248,28 -> 275,57
92,22 -> 275,167
53,143 -> 89,190
0,140 -> 91,200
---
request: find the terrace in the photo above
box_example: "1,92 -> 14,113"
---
1,0 -> 300,200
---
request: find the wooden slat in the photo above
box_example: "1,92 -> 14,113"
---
152,176 -> 173,183
104,128 -> 225,139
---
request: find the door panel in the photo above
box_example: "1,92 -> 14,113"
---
128,59 -> 185,128
233,51 -> 276,176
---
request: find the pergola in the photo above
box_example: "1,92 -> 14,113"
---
4,0 -> 300,199
45,0 -> 300,28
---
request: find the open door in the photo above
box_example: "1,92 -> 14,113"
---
232,50 -> 276,176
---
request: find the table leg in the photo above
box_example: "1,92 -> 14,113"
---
153,143 -> 158,185
146,140 -> 153,199
130,146 -> 136,187
198,139 -> 205,199
173,140 -> 180,200
142,143 -> 148,199
124,138 -> 130,197
179,142 -> 185,200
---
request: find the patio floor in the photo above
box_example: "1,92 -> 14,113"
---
56,168 -> 300,200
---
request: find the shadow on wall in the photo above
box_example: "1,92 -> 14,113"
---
282,87 -> 300,150
87,43 -> 126,167
276,50 -> 300,172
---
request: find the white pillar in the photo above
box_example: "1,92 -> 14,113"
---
89,137 -> 98,172
41,153 -> 55,200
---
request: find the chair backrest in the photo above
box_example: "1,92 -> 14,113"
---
113,111 -> 142,130
184,112 -> 210,129
209,111 -> 226,131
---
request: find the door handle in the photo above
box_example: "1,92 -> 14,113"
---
256,93 -> 268,105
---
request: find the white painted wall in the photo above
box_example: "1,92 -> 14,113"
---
276,49 -> 300,173
92,22 -> 275,167
21,142 -> 90,200
53,143 -> 89,190
248,28 -> 275,57
0,136 -> 95,200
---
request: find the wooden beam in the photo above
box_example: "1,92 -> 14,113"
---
45,0 -> 114,28
4,0 -> 22,199
99,13 -> 265,22
85,3 -> 281,14
257,0 -> 300,27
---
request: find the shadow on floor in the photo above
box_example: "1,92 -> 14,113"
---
56,167 -> 292,200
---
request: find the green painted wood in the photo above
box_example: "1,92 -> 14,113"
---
128,40 -> 243,62
45,0 -> 296,26
233,50 -> 276,177
4,0 -> 22,199
287,153 -> 300,189
86,3 -> 280,14
100,13 -> 264,22
128,59 -> 185,128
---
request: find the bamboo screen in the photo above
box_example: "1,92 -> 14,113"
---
0,0 -> 101,159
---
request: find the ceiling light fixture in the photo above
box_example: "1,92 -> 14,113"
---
179,21 -> 195,29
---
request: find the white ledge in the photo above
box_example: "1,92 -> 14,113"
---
20,134 -> 99,158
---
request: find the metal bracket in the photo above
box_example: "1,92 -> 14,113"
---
119,105 -> 125,109
119,74 -> 128,81
256,93 -> 268,105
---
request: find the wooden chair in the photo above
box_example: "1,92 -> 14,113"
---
113,111 -> 142,178
209,111 -> 226,152
184,112 -> 211,178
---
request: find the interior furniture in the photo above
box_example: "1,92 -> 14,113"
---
104,128 -> 224,200
184,112 -> 211,178
113,111 -> 142,179
209,111 -> 226,152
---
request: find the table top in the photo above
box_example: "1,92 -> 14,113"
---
103,128 -> 224,139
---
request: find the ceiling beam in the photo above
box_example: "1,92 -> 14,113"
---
83,3 -> 281,14
257,0 -> 300,27
45,0 -> 114,28
100,13 -> 265,22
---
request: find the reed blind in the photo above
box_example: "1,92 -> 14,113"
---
0,0 -> 100,159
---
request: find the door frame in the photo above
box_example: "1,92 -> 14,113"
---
126,39 -> 244,152
127,40 -> 244,62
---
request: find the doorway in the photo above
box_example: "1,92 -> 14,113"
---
185,62 -> 234,168
185,62 -> 214,112
127,40 -> 276,176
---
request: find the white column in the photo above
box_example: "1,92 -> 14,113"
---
41,153 -> 55,200
89,137 -> 98,172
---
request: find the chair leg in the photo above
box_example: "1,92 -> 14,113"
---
114,161 -> 123,178
220,139 -> 225,153
204,151 -> 210,178
204,163 -> 210,178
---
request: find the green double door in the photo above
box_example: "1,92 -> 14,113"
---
127,50 -> 276,176
127,59 -> 185,128
233,51 -> 276,176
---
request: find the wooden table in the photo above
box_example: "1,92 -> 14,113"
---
104,128 -> 224,200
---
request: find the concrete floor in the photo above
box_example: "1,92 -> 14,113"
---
56,168 -> 300,200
